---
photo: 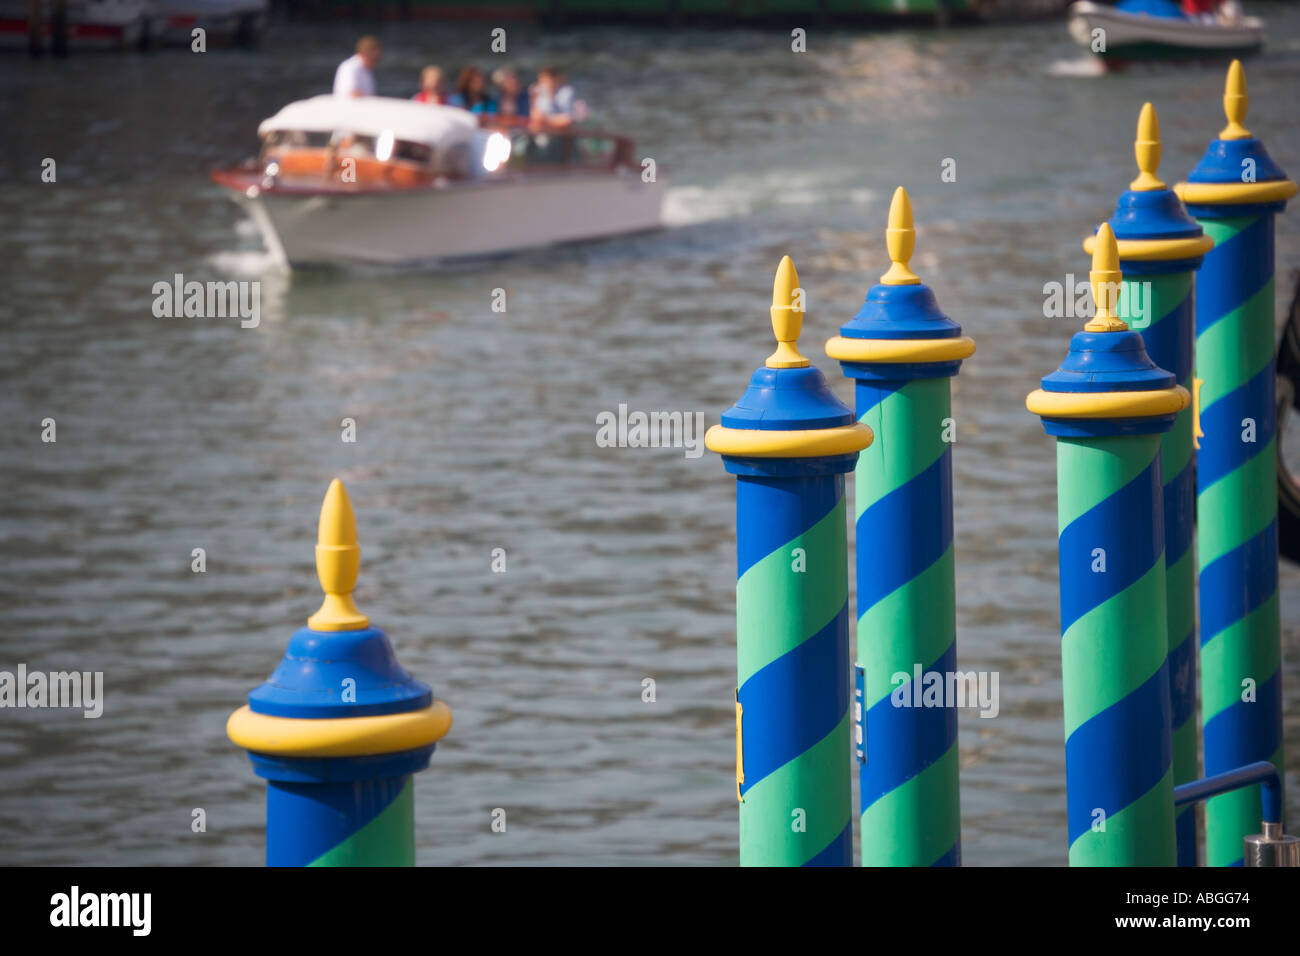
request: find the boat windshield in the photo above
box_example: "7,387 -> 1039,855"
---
261,129 -> 464,174
483,128 -> 634,173
252,124 -> 636,185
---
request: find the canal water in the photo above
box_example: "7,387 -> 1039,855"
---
1,13 -> 1299,865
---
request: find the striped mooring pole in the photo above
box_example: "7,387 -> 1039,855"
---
1086,104 -> 1214,866
824,187 -> 975,866
1027,224 -> 1189,866
705,256 -> 873,866
227,479 -> 453,866
1175,60 -> 1296,868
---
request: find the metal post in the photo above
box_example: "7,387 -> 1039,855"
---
825,187 -> 974,866
1172,761 -> 1299,866
706,256 -> 872,866
49,0 -> 65,56
1175,59 -> 1296,867
1027,225 -> 1187,866
26,0 -> 42,56
1087,103 -> 1213,865
227,479 -> 452,866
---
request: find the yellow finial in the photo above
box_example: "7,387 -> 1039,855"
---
1085,223 -> 1128,333
766,255 -> 811,369
307,478 -> 370,632
1130,102 -> 1165,192
1219,59 -> 1251,140
880,186 -> 921,285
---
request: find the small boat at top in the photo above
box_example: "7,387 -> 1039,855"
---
145,0 -> 267,47
1067,0 -> 1264,64
211,95 -> 665,269
0,0 -> 265,49
0,0 -> 149,50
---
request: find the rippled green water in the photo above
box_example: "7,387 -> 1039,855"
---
1,13 -> 1298,865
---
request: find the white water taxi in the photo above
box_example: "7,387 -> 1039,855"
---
211,95 -> 665,268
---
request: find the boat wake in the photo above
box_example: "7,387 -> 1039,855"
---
1046,57 -> 1107,78
662,185 -> 751,226
663,179 -> 877,226
206,248 -> 289,278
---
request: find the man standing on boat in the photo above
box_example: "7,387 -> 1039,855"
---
334,36 -> 382,98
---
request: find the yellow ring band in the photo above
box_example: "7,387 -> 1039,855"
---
1025,386 -> 1189,420
227,700 -> 452,758
1082,234 -> 1215,261
824,335 -> 976,365
704,422 -> 873,458
1174,179 -> 1298,207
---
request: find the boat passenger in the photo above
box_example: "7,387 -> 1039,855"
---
333,36 -> 382,98
1180,0 -> 1219,19
491,68 -> 531,121
448,66 -> 498,114
530,66 -> 575,132
412,66 -> 445,105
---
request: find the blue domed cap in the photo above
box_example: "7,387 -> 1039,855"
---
838,282 -> 962,341
1108,188 -> 1204,241
1041,330 -> 1176,394
248,626 -> 433,719
1188,137 -> 1289,185
720,364 -> 856,431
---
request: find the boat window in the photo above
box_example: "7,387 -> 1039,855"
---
263,130 -> 334,149
394,141 -> 433,165
503,131 -> 625,169
263,130 -> 437,166
334,132 -> 376,154
437,142 -> 472,177
577,136 -> 617,166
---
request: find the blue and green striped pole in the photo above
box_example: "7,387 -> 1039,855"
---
1175,60 -> 1296,867
825,187 -> 974,866
227,479 -> 453,866
1027,224 -> 1188,866
1087,104 -> 1213,866
706,256 -> 873,866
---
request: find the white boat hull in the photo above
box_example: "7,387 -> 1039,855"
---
234,173 -> 666,268
0,0 -> 147,49
1068,2 -> 1264,57
145,0 -> 266,46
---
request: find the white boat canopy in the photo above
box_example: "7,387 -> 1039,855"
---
257,95 -> 478,148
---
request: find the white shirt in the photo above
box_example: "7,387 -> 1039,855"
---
333,54 -> 375,97
534,84 -> 575,117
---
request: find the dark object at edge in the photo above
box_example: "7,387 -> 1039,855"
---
1278,270 -> 1300,564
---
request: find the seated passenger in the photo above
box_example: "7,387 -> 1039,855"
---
491,68 -> 531,122
412,66 -> 445,104
448,66 -> 498,115
529,66 -> 575,132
